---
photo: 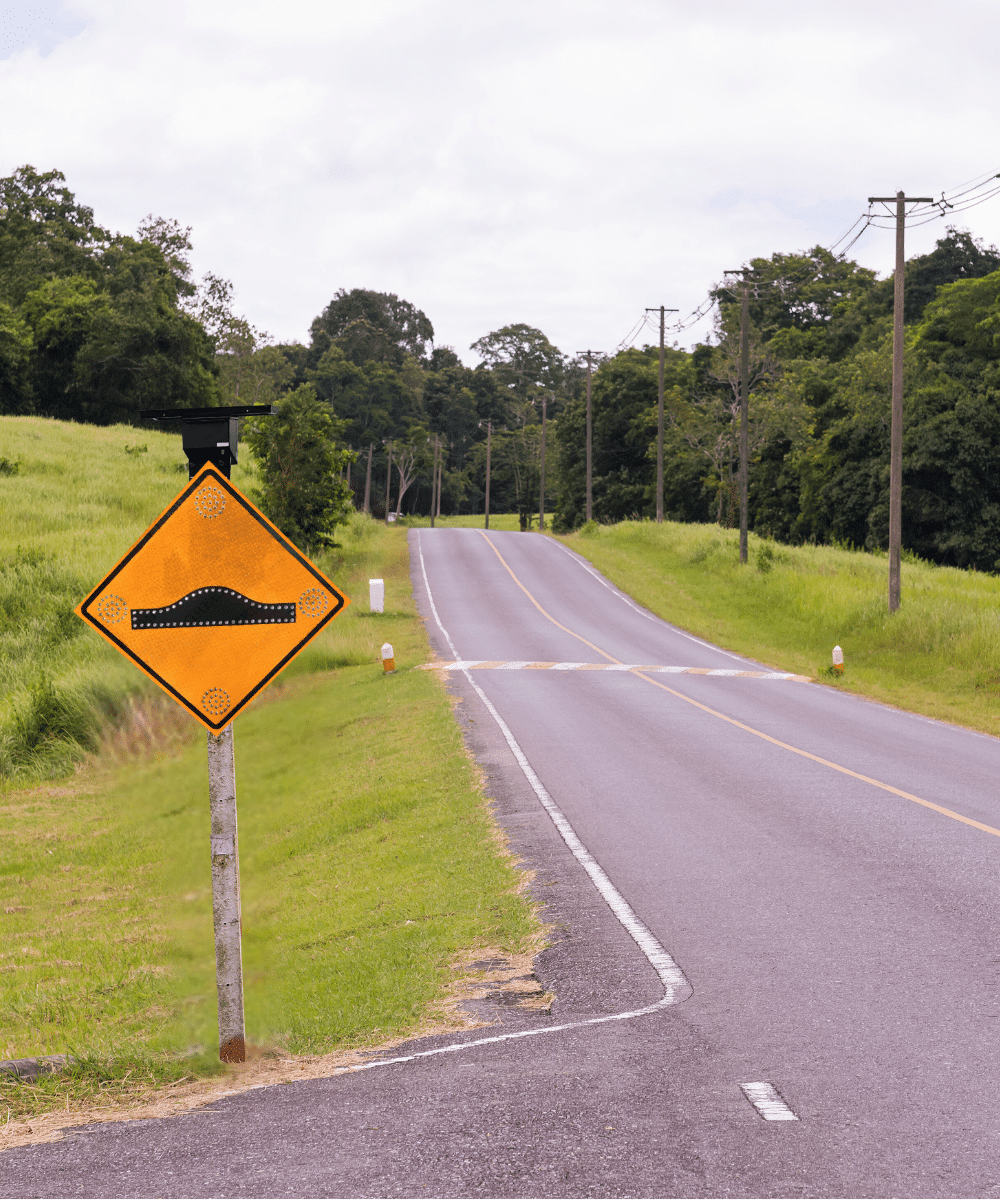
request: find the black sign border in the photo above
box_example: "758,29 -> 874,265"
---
78,466 -> 348,730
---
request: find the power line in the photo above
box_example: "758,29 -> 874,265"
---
610,166 -> 1000,358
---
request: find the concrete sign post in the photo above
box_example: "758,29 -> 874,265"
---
75,407 -> 350,1061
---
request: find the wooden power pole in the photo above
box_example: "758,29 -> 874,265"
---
538,394 -> 548,532
363,444 -> 373,514
645,306 -> 677,523
868,190 -> 933,613
578,350 -> 600,522
484,421 -> 492,531
723,271 -> 751,564
430,436 -> 439,528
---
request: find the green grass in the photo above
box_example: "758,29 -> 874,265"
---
0,417 -> 540,1120
556,520 -> 1000,735
0,416 -> 266,780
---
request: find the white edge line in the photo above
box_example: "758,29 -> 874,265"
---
333,532 -> 692,1076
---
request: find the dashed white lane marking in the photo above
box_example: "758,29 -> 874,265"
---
421,661 -> 810,681
330,534 -> 694,1078
741,1082 -> 800,1121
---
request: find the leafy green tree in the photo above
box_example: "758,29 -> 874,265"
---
19,276 -> 107,417
136,215 -> 197,304
243,384 -> 355,550
0,301 -> 33,414
470,323 -> 565,409
711,247 -> 878,363
0,165 -> 109,306
309,346 -> 420,446
310,288 -> 434,367
71,237 -> 218,423
862,227 -> 1000,327
554,347 -> 696,528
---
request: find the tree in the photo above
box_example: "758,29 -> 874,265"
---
243,384 -> 355,550
553,346 -> 695,528
0,165 -> 110,306
391,428 -> 432,517
0,301 -> 32,414
137,215 -> 197,303
70,237 -> 219,423
711,248 -> 878,363
19,276 -> 107,417
310,288 -> 434,367
470,323 -> 565,408
186,273 -> 293,407
864,227 -> 1000,327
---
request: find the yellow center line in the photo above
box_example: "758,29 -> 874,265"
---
478,531 -> 622,665
477,531 -> 1000,842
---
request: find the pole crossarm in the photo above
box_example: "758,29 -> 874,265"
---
868,196 -> 933,203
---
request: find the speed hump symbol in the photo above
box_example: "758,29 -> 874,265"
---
75,465 -> 350,730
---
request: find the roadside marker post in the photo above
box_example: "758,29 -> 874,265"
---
382,642 -> 396,673
75,407 -> 350,1062
369,578 -> 385,613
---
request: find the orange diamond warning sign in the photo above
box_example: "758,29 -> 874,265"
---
75,465 -> 350,730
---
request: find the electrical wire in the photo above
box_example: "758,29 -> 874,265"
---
612,168 -> 1000,354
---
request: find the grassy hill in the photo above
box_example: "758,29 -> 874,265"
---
0,416 -> 540,1123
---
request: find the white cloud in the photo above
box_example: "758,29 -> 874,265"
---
1,0 -> 998,360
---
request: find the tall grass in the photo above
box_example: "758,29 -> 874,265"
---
0,416 -> 388,780
557,520 -> 1000,734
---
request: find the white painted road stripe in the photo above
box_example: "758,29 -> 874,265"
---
421,661 -> 811,681
741,1082 -> 800,1121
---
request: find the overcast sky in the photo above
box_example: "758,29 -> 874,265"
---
2,0 -> 998,362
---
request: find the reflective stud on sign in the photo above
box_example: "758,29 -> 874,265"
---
75,465 -> 350,730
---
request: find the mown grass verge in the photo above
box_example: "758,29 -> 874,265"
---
556,520 -> 1000,735
1,417 -> 540,1124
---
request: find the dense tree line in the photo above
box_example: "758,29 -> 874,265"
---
0,166 -> 582,523
552,232 -> 1000,571
5,165 -> 1000,568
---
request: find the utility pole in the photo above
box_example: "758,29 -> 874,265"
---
538,394 -> 548,532
724,271 -> 751,564
484,420 -> 492,531
868,190 -> 933,613
384,440 -> 393,521
430,436 -> 439,528
363,444 -> 373,514
578,351 -> 600,522
645,306 -> 678,523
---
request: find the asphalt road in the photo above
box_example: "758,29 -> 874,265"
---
7,527 -> 1000,1198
